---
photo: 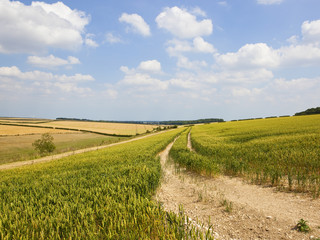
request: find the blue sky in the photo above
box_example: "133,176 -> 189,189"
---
1,0 -> 320,121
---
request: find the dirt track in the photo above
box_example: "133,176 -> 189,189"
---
155,137 -> 320,240
0,131 -> 166,171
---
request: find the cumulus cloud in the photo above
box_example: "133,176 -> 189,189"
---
193,37 -> 216,53
27,55 -> 80,68
216,43 -> 280,69
177,56 -> 207,70
119,72 -> 168,91
169,78 -> 200,89
119,13 -> 151,37
167,37 -> 215,56
85,34 -> 99,48
0,0 -> 90,54
190,7 -> 207,17
257,0 -> 284,5
156,6 -> 213,39
138,60 -> 162,73
301,20 -> 320,45
105,33 -> 122,44
119,61 -> 168,92
0,66 -> 93,95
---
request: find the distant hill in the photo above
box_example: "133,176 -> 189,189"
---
295,107 -> 320,116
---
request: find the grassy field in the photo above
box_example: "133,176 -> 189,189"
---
185,115 -> 320,196
0,133 -> 127,165
0,128 -> 212,239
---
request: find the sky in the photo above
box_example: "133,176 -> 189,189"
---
0,0 -> 320,121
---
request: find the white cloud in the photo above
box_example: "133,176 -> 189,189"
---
138,60 -> 162,73
27,55 -> 80,68
279,44 -> 320,67
190,7 -> 207,17
119,72 -> 168,91
216,43 -> 280,69
105,33 -> 122,44
119,13 -> 151,37
0,66 -> 93,95
232,87 -> 252,97
0,0 -> 90,53
177,56 -> 207,70
156,6 -> 213,39
169,78 -> 200,89
257,0 -> 284,5
104,89 -> 118,99
272,77 -> 320,93
167,37 -> 215,56
212,68 -> 274,84
193,37 -> 216,53
218,1 -> 228,6
301,20 -> 320,45
216,19 -> 320,71
287,35 -> 299,45
84,34 -> 99,48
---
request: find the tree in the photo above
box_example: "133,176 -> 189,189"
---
32,133 -> 56,156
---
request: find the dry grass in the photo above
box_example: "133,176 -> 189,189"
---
36,120 -> 156,135
0,125 -> 73,136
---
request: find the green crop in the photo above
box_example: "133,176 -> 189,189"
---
189,115 -> 320,196
169,129 -> 219,176
0,129 -> 214,239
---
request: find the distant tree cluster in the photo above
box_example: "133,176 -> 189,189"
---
56,117 -> 224,125
157,118 -> 224,125
295,107 -> 320,116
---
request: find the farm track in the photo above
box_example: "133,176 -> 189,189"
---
155,136 -> 320,240
0,131 -> 169,171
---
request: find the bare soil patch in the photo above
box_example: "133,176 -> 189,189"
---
155,139 -> 320,240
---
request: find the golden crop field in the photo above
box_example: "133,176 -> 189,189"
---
0,117 -> 51,124
0,124 -> 73,136
36,120 -> 157,135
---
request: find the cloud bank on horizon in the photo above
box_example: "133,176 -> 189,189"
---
0,0 -> 319,120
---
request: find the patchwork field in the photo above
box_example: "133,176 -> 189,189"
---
0,124 -> 72,136
0,132 -> 126,165
0,117 -> 52,124
36,120 -> 156,135
0,118 -> 159,136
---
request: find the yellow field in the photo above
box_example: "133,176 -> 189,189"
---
36,120 -> 156,135
0,117 -> 51,124
0,125 -> 73,136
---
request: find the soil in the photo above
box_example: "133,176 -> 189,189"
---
155,137 -> 320,240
